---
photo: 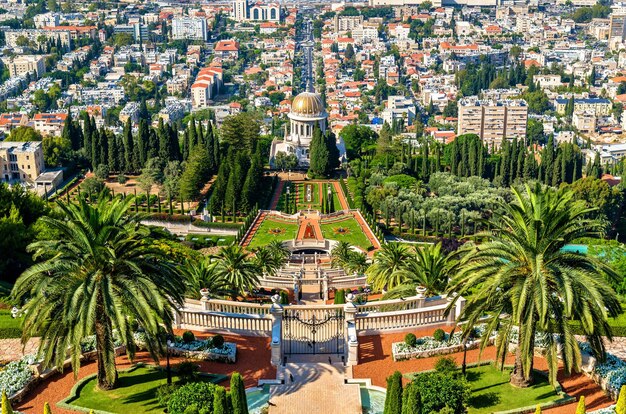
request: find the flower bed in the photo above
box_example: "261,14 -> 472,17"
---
133,332 -> 237,363
579,342 -> 626,400
0,356 -> 35,397
392,327 -> 489,361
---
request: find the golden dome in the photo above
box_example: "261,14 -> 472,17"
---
291,92 -> 325,116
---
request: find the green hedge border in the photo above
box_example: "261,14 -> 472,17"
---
404,361 -> 575,414
57,363 -> 229,413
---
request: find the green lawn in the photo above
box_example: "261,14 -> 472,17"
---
0,282 -> 21,339
320,217 -> 372,252
465,365 -> 563,413
65,365 -> 227,414
247,218 -> 298,249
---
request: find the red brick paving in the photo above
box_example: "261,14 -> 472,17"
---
353,324 -> 613,414
15,332 -> 275,414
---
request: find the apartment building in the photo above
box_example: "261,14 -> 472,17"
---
334,15 -> 363,32
4,29 -> 71,48
32,113 -> 68,137
172,17 -> 208,41
191,67 -> 223,109
213,40 -> 239,60
610,14 -> 626,49
457,97 -> 528,148
0,141 -> 45,185
2,55 -> 46,78
554,97 -> 611,116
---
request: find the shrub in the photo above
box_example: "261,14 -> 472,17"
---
213,386 -> 228,414
434,357 -> 457,374
433,329 -> 446,342
167,382 -> 218,414
43,402 -> 52,414
334,289 -> 345,304
212,334 -> 225,349
280,291 -> 289,305
384,371 -> 403,414
182,331 -> 195,343
157,383 -> 179,407
176,361 -> 199,384
412,371 -> 470,414
534,405 -> 541,414
2,390 -> 13,414
617,385 -> 626,414
404,333 -> 417,347
575,396 -> 585,414
401,382 -> 421,414
230,372 -> 248,414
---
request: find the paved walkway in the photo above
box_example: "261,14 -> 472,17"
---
269,179 -> 284,210
0,338 -> 40,362
332,181 -> 350,211
296,213 -> 323,241
270,360 -> 361,414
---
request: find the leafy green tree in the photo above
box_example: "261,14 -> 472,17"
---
448,184 -> 621,387
340,125 -> 378,160
274,151 -> 298,171
42,136 -> 71,167
6,126 -> 42,142
13,196 -> 186,389
401,382 -> 422,414
575,396 -> 585,414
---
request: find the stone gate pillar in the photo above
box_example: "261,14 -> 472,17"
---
344,293 -> 359,366
270,294 -> 284,366
323,273 -> 329,302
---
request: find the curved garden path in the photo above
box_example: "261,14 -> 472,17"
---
15,332 -> 274,414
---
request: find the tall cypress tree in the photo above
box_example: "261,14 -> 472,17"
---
122,118 -> 133,173
108,131 -> 117,172
309,125 -> 330,178
206,121 -> 215,172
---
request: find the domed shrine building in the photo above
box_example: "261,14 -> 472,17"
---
270,91 -> 346,168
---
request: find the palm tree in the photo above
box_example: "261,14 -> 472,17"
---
366,242 -> 411,291
267,240 -> 290,262
212,245 -> 260,297
331,241 -> 352,269
184,257 -> 231,299
252,246 -> 284,276
447,184 -> 621,387
13,196 -> 186,390
382,242 -> 456,299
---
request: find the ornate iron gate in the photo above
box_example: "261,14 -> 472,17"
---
282,309 -> 345,355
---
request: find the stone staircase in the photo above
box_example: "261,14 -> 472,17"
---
268,359 -> 362,414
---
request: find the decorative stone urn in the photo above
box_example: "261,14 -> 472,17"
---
200,288 -> 210,300
415,286 -> 427,298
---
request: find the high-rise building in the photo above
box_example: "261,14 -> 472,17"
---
457,97 -> 528,148
172,17 -> 208,41
610,14 -> 626,49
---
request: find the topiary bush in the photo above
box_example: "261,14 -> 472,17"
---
404,333 -> 417,347
182,331 -> 195,343
434,357 -> 457,374
176,361 -> 199,384
212,334 -> 225,349
412,371 -> 470,414
433,328 -> 446,342
167,382 -> 218,414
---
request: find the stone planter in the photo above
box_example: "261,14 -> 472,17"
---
168,342 -> 237,363
392,339 -> 484,361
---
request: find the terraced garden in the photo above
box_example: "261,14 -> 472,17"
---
247,217 -> 299,249
320,216 -> 373,252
